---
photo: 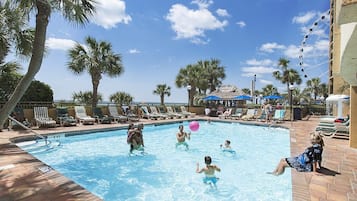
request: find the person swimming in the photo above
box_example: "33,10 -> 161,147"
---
196,156 -> 221,186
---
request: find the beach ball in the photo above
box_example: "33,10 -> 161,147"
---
189,121 -> 200,132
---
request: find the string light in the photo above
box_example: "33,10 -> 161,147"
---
298,10 -> 330,79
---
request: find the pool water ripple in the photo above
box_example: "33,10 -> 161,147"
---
19,121 -> 292,201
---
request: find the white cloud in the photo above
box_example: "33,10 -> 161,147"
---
46,38 -> 77,50
128,49 -> 141,54
90,0 -> 132,29
260,79 -> 273,85
165,1 -> 228,43
292,11 -> 317,24
216,9 -> 229,17
236,21 -> 246,28
314,39 -> 329,52
241,66 -> 277,76
259,42 -> 285,53
191,0 -> 213,9
246,59 -> 273,66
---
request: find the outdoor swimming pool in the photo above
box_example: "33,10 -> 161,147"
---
18,121 -> 292,201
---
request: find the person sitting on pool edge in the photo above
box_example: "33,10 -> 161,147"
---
127,123 -> 145,153
268,131 -> 324,176
196,156 -> 221,186
176,125 -> 190,150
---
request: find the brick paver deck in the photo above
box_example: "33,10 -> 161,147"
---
0,116 -> 356,200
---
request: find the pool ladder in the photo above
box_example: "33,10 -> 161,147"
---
9,115 -> 62,151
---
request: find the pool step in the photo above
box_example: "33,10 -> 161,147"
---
17,139 -> 61,154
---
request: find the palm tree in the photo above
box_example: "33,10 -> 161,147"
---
273,58 -> 302,105
261,84 -> 278,96
153,84 -> 171,105
72,91 -> 102,105
306,77 -> 321,101
110,92 -> 133,106
175,64 -> 202,106
0,0 -> 95,130
68,36 -> 123,112
241,88 -> 251,95
197,59 -> 225,93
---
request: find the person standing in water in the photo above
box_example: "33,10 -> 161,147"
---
196,156 -> 221,186
176,125 -> 190,150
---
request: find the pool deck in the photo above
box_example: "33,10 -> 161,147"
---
1,116 -> 356,201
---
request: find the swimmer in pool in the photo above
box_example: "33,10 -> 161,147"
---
196,156 -> 221,186
176,125 -> 190,150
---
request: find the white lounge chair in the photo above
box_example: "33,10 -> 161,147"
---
166,106 -> 184,118
33,107 -> 57,128
108,105 -> 128,123
74,106 -> 96,125
241,109 -> 257,120
149,106 -> 167,119
180,106 -> 195,117
140,106 -> 161,120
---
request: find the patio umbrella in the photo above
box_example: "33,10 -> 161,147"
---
234,95 -> 252,100
263,95 -> 283,100
203,95 -> 222,101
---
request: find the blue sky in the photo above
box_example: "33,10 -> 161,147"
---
14,0 -> 330,103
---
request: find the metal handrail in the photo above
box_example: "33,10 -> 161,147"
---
8,116 -> 47,142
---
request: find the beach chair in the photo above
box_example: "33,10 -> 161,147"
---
319,125 -> 350,140
219,108 -> 233,119
231,108 -> 245,119
316,119 -> 350,133
272,109 -> 286,123
108,105 -> 128,123
180,106 -> 196,117
33,107 -> 57,128
56,107 -> 77,127
125,107 -> 140,122
140,106 -> 160,120
93,107 -> 113,124
74,106 -> 96,125
158,106 -> 175,119
241,109 -> 257,121
149,106 -> 167,119
166,106 -> 184,118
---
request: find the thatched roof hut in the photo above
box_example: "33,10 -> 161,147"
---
207,85 -> 243,100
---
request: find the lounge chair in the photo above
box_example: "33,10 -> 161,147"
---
180,106 -> 196,117
74,106 -> 96,125
166,106 -> 184,118
56,107 -> 77,126
125,108 -> 140,122
9,107 -> 31,129
33,107 -> 57,128
158,106 -> 175,119
108,105 -> 128,123
149,106 -> 167,119
219,108 -> 233,119
231,108 -> 245,120
93,107 -> 113,124
319,125 -> 349,140
140,106 -> 161,120
316,119 -> 350,132
272,109 -> 286,123
241,109 -> 257,120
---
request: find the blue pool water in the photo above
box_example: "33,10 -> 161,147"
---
19,121 -> 292,201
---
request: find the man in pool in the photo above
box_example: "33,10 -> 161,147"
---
176,125 -> 190,150
127,123 -> 145,153
196,156 -> 221,186
220,140 -> 232,149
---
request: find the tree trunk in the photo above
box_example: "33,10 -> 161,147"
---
0,0 -> 50,130
160,95 -> 164,105
91,80 -> 99,116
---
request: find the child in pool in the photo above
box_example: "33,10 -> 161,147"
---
196,156 -> 221,185
268,132 -> 324,175
220,140 -> 232,149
